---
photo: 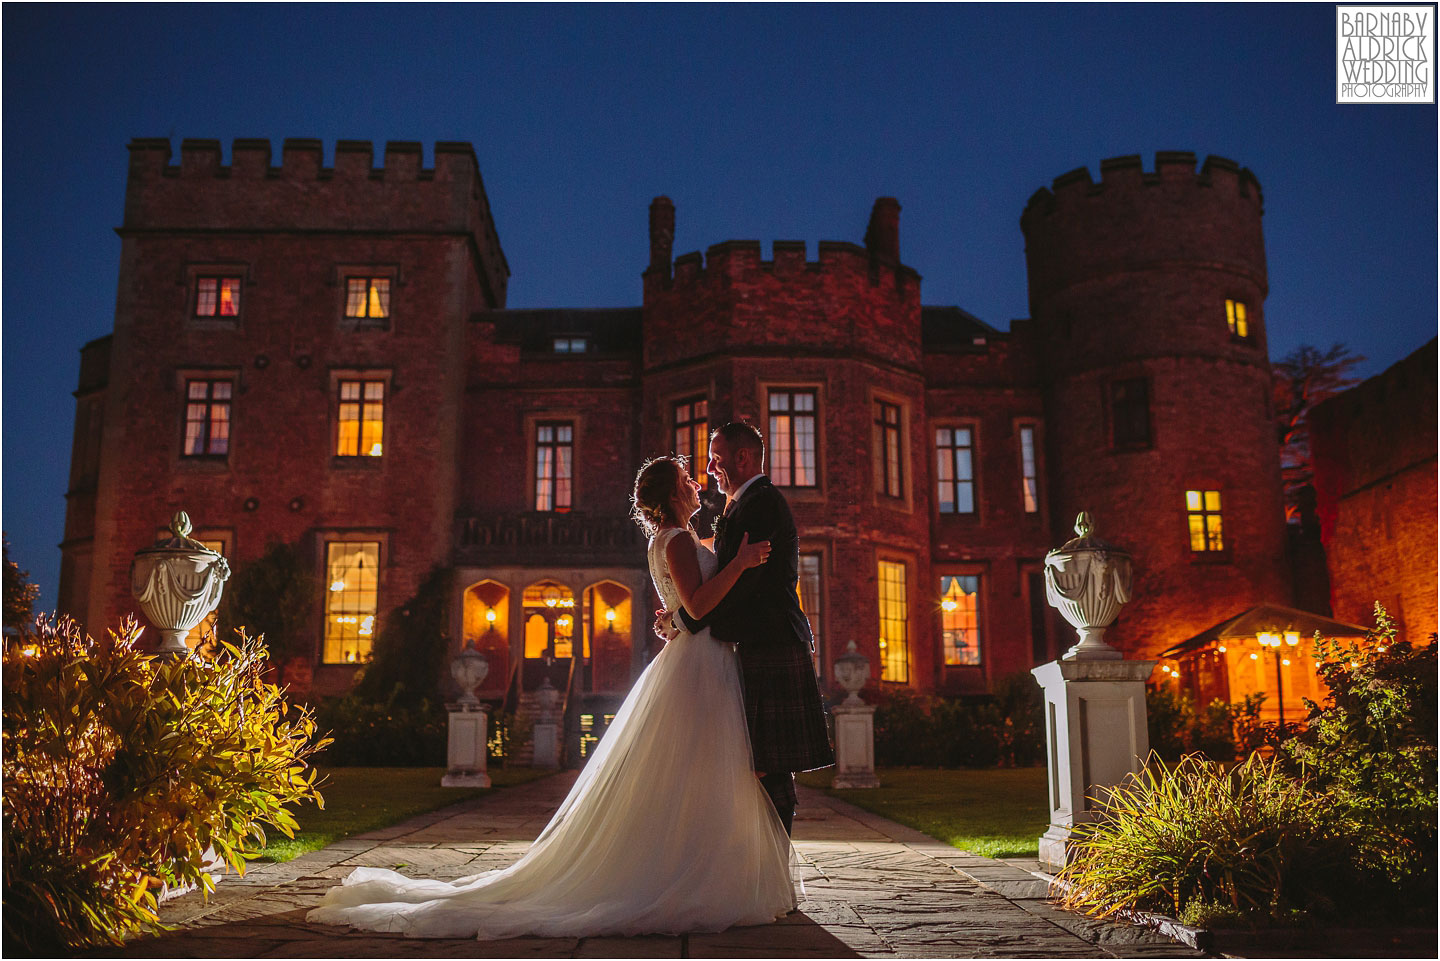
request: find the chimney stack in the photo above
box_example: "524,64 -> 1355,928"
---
649,196 -> 675,277
864,197 -> 901,264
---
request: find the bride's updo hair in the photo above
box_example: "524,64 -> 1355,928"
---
631,455 -> 687,538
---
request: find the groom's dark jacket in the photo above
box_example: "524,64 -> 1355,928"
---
678,476 -> 834,773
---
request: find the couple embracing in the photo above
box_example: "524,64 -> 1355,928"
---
308,421 -> 834,939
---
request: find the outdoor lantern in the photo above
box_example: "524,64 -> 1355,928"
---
543,586 -> 560,608
450,643 -> 489,710
833,640 -> 870,706
605,608 -> 616,624
485,608 -> 497,624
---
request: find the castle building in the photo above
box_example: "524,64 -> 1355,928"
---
59,139 -> 1293,710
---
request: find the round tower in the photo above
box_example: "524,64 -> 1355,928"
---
1021,152 -> 1289,660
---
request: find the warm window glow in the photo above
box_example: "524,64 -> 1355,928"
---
940,575 -> 981,665
1019,425 -> 1039,513
345,277 -> 391,322
1111,378 -> 1151,447
183,380 -> 232,457
768,389 -> 818,487
1185,489 -> 1224,551
873,401 -> 902,498
1225,299 -> 1249,338
337,380 -> 385,457
535,422 -> 574,511
324,542 -> 379,664
673,397 -> 709,488
194,276 -> 241,318
797,553 -> 822,674
878,560 -> 909,683
935,426 -> 975,514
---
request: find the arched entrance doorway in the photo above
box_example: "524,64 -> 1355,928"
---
461,579 -> 510,695
521,580 -> 576,691
583,580 -> 633,693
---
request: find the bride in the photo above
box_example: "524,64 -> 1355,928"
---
307,455 -> 797,939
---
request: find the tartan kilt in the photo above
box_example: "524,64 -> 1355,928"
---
739,642 -> 835,773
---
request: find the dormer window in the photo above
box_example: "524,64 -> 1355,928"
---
553,336 -> 588,354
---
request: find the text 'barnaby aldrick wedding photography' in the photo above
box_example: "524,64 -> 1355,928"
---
1337,5 -> 1435,103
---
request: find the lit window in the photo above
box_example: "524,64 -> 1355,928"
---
553,337 -> 588,353
1186,490 -> 1224,551
1020,425 -> 1039,513
194,276 -> 241,318
935,427 -> 975,514
940,575 -> 981,666
769,390 -> 818,487
336,380 -> 385,457
535,422 -> 574,511
185,539 -> 227,646
1225,299 -> 1249,339
345,277 -> 391,324
874,401 -> 902,498
1111,378 -> 1150,448
183,380 -> 232,457
878,559 -> 909,683
324,541 -> 379,663
673,397 -> 709,488
796,553 -> 822,674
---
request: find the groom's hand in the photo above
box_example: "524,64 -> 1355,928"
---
653,608 -> 680,644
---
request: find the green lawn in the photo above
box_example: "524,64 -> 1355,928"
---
254,766 -> 554,863
798,767 -> 1049,859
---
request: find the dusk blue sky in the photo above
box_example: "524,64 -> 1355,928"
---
3,3 -> 1436,611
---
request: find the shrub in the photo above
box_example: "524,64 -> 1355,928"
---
1146,686 -> 1239,762
352,566 -> 452,707
1280,606 -> 1437,917
312,692 -> 448,767
871,675 -> 1044,768
1056,753 -> 1356,926
216,541 -> 315,661
2,616 -> 328,952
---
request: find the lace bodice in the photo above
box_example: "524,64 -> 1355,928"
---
647,527 -> 718,614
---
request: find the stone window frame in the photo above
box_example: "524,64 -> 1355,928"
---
1014,417 -> 1045,520
761,383 -> 824,494
671,393 -> 711,489
937,566 -> 987,669
869,388 -> 913,513
524,411 -> 584,513
328,368 -> 392,469
933,417 -> 981,519
183,262 -> 251,330
1224,297 -> 1253,342
314,530 -> 390,665
1184,487 -> 1230,560
173,367 -> 241,470
876,551 -> 914,686
334,264 -> 401,333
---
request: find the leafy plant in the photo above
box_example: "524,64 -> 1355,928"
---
872,676 -> 1043,768
1056,753 -> 1355,926
312,691 -> 448,767
2,615 -> 329,951
352,566 -> 452,707
216,541 -> 315,661
1280,605 -> 1437,916
1147,686 -> 1239,762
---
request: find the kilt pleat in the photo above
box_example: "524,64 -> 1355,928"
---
739,642 -> 835,773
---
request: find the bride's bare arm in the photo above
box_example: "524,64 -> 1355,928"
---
665,531 -> 770,621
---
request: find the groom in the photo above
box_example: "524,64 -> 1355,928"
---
655,421 -> 834,834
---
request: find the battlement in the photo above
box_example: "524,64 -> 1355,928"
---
1022,151 -> 1263,226
126,137 -> 483,183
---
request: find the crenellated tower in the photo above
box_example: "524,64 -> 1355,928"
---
1021,152 -> 1289,659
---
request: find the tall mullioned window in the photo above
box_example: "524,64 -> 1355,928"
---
336,380 -> 385,457
940,575 -> 982,666
877,560 -> 909,683
1019,425 -> 1039,513
183,379 -> 232,457
1111,378 -> 1151,448
1225,299 -> 1249,339
935,426 -> 975,514
194,276 -> 241,318
535,422 -> 574,512
796,553 -> 822,674
345,277 -> 391,325
768,389 -> 817,487
324,541 -> 379,664
673,397 -> 709,488
874,400 -> 902,498
1186,490 -> 1224,551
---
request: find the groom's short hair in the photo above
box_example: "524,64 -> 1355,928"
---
712,421 -> 764,459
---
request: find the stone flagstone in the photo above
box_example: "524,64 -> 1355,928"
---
92,771 -> 1210,959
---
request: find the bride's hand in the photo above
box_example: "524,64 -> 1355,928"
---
736,531 -> 771,569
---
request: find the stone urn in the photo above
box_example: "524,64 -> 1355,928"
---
131,511 -> 231,654
450,643 -> 490,711
833,640 -> 871,706
1044,512 -> 1133,660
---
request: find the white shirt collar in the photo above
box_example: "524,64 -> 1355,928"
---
726,473 -> 765,510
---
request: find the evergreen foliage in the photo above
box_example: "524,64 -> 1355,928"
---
3,534 -> 41,633
352,566 -> 453,706
216,541 -> 315,660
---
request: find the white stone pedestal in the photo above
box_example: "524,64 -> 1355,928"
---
1031,657 -> 1155,873
441,708 -> 492,788
831,702 -> 879,789
530,719 -> 560,770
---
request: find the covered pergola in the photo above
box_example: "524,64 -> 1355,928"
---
1157,603 -> 1369,725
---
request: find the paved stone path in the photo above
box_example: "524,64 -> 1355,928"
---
104,772 -> 1209,959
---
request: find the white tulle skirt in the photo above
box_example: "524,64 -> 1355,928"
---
307,628 -> 797,939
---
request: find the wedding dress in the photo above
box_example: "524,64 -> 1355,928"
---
307,527 -> 796,939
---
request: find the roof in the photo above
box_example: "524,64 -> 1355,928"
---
921,306 -> 1001,349
476,307 -> 642,354
1160,603 -> 1369,658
